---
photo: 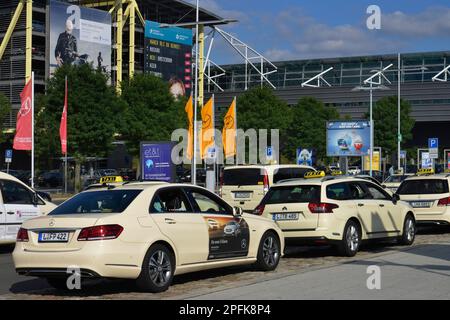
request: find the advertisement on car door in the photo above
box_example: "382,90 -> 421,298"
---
203,216 -> 250,260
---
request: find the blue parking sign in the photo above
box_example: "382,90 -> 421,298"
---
428,138 -> 439,149
266,146 -> 273,157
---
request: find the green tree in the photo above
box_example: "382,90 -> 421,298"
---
368,96 -> 415,158
236,86 -> 292,162
285,97 -> 340,162
118,73 -> 185,158
36,64 -> 125,190
0,93 -> 11,143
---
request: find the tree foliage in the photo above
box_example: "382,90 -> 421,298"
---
35,64 -> 124,166
368,96 -> 415,157
285,97 -> 340,162
0,93 -> 11,143
118,73 -> 185,157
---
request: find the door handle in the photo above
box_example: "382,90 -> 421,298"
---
164,218 -> 176,224
379,204 -> 385,207
7,211 -> 14,215
357,203 -> 364,207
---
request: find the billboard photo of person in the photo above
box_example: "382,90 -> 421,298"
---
54,19 -> 78,66
169,76 -> 186,98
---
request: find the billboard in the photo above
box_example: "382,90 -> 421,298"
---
140,142 -> 176,182
49,0 -> 112,77
296,148 -> 315,166
363,150 -> 381,171
326,120 -> 371,157
144,20 -> 193,97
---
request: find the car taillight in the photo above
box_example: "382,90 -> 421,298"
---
254,204 -> 265,216
437,197 -> 450,206
17,228 -> 29,242
263,170 -> 269,194
308,202 -> 339,214
77,224 -> 123,241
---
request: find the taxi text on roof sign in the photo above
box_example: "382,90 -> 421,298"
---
304,171 -> 326,179
331,170 -> 344,176
99,176 -> 123,184
417,168 -> 434,176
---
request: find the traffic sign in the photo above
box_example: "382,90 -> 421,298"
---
400,150 -> 406,159
266,146 -> 273,160
428,138 -> 439,149
4,149 -> 12,163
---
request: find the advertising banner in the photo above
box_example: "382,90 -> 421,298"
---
422,152 -> 432,169
49,0 -> 111,77
326,120 -> 371,157
140,142 -> 176,182
363,151 -> 381,171
144,20 -> 193,97
203,215 -> 250,260
296,148 -> 315,166
448,152 -> 450,170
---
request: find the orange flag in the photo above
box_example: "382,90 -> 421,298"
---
184,95 -> 194,160
200,96 -> 214,159
222,97 -> 237,158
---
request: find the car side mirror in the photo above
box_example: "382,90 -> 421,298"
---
392,193 -> 400,205
233,206 -> 243,217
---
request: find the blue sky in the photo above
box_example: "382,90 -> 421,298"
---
187,0 -> 450,64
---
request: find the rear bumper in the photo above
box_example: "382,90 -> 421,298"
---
16,268 -> 100,278
415,212 -> 450,224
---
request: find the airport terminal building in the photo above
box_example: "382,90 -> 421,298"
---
210,51 -> 450,151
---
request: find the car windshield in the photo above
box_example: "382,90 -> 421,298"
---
273,167 -> 315,183
385,175 -> 408,183
397,179 -> 449,195
49,190 -> 142,215
223,168 -> 264,186
263,185 -> 321,204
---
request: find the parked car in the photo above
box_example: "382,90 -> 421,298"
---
37,171 -> 63,188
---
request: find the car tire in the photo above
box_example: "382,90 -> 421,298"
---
46,277 -> 69,290
136,244 -> 175,293
398,215 -> 415,245
255,231 -> 281,271
338,220 -> 361,257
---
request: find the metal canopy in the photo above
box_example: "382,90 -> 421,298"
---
75,0 -> 224,25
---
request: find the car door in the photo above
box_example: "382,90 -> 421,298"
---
185,187 -> 250,260
0,179 -> 41,241
149,186 -> 209,265
346,181 -> 378,236
361,182 -> 400,234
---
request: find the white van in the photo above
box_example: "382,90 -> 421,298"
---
0,172 -> 56,244
220,165 -> 316,212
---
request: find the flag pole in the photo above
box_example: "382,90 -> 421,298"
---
65,76 -> 68,194
31,71 -> 34,189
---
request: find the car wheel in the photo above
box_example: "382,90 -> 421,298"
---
46,277 -> 69,290
398,215 -> 415,245
338,220 -> 361,257
136,244 -> 175,293
255,231 -> 280,271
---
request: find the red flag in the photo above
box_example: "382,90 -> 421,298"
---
13,79 -> 33,150
59,78 -> 68,154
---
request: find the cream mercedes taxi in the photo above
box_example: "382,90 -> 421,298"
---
254,171 -> 416,256
396,168 -> 450,225
13,182 -> 283,292
0,172 -> 56,244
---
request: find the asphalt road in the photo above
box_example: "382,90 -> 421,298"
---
188,242 -> 450,300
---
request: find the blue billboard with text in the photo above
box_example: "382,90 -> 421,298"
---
326,121 -> 371,157
140,142 -> 176,182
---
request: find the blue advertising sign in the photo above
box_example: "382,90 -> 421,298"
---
326,120 -> 371,157
144,21 -> 193,46
5,149 -> 12,163
140,142 -> 176,182
428,138 -> 439,149
296,148 -> 315,166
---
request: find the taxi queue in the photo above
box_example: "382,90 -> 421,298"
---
7,165 -> 450,292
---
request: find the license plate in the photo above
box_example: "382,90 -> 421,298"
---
273,213 -> 299,221
410,201 -> 432,208
234,192 -> 251,199
38,232 -> 69,242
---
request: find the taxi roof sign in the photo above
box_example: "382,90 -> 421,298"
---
99,176 -> 124,184
417,168 -> 434,176
304,171 -> 325,179
330,170 -> 344,176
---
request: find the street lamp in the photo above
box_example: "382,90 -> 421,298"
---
352,64 -> 393,177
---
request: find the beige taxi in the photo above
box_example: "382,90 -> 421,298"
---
0,172 -> 56,244
13,182 -> 283,292
255,171 -> 416,256
396,168 -> 450,225
83,175 -> 125,190
220,164 -> 316,212
382,173 -> 414,194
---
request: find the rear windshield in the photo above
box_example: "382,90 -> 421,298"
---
397,179 -> 449,195
223,168 -> 264,186
273,167 -> 315,183
263,185 -> 320,204
49,190 -> 142,215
